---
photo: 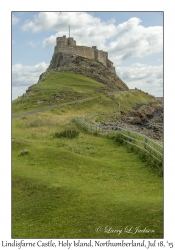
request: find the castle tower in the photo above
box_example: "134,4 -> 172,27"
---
56,35 -> 76,47
56,35 -> 68,46
54,35 -> 116,74
68,37 -> 76,46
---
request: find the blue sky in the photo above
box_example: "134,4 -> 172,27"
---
12,11 -> 163,99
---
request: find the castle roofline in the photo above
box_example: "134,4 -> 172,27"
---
54,35 -> 116,74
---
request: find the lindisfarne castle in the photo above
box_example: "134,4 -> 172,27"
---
38,33 -> 129,91
54,35 -> 116,74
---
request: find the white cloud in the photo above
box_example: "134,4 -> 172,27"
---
18,12 -> 163,97
42,34 -> 57,47
12,14 -> 20,25
21,12 -> 117,49
31,13 -> 163,63
12,86 -> 29,100
12,62 -> 49,87
108,18 -> 163,63
21,12 -> 101,33
27,41 -> 38,48
116,63 -> 163,96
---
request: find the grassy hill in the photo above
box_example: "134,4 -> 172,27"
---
12,72 -> 112,115
12,72 -> 163,238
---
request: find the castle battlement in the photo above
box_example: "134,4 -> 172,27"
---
56,35 -> 76,46
54,36 -> 116,74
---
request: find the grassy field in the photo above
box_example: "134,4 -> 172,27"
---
12,72 -> 163,239
112,91 -> 156,111
12,72 -> 111,115
81,90 -> 157,124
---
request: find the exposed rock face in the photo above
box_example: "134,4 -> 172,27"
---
38,52 -> 129,91
55,35 -> 116,73
97,102 -> 163,142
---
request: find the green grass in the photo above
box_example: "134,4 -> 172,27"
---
12,139 -> 163,238
12,72 -> 112,115
12,113 -> 163,239
118,129 -> 163,154
82,91 -> 156,124
12,72 -> 163,239
113,91 -> 156,111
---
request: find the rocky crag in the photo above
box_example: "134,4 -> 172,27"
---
38,53 -> 129,91
97,102 -> 163,142
38,35 -> 129,91
36,35 -> 163,142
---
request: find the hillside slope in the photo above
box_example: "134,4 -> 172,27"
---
12,72 -> 156,116
12,71 -> 163,239
12,72 -> 112,115
38,53 -> 129,91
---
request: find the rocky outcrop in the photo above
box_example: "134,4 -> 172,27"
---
97,102 -> 163,142
38,52 -> 129,91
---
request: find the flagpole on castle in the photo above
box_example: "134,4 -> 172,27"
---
69,25 -> 70,38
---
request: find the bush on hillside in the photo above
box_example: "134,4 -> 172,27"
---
114,133 -> 125,145
19,149 -> 29,156
54,128 -> 79,139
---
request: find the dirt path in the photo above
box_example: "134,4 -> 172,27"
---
12,96 -> 99,119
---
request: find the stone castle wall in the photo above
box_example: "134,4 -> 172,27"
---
55,45 -> 95,61
54,36 -> 116,74
56,35 -> 76,46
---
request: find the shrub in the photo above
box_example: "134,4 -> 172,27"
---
19,149 -> 29,156
93,131 -> 98,136
54,128 -> 79,139
114,133 -> 125,145
29,119 -> 42,127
